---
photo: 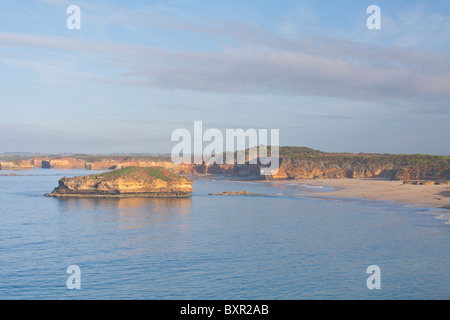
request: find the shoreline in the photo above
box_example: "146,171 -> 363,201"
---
265,178 -> 450,211
4,169 -> 450,211
189,174 -> 450,211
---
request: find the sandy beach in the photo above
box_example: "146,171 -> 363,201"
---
280,178 -> 450,210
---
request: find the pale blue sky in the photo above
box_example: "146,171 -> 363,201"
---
1,0 -> 449,154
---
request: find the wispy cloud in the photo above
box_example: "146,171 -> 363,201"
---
1,1 -> 449,154
0,0 -> 450,112
2,24 -> 449,112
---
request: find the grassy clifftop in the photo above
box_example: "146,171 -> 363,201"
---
279,147 -> 450,168
92,166 -> 186,182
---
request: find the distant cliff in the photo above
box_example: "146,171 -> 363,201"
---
42,158 -> 87,169
0,160 -> 33,170
46,166 -> 193,198
3,148 -> 450,181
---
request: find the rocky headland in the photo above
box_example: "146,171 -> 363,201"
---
45,166 -> 193,198
2,149 -> 448,210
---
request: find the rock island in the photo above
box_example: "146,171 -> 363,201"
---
45,166 -> 193,198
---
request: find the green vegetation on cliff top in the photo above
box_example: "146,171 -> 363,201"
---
74,154 -> 171,163
237,147 -> 450,170
91,166 -> 187,182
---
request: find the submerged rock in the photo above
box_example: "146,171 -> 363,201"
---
209,191 -> 265,196
46,166 -> 193,198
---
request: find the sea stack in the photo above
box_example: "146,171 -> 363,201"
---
45,166 -> 193,198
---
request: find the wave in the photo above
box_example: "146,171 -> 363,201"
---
427,210 -> 450,225
297,185 -> 336,192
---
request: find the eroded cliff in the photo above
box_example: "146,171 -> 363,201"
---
0,160 -> 34,170
4,148 -> 450,182
46,166 -> 193,198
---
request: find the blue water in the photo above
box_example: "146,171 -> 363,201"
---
0,169 -> 449,300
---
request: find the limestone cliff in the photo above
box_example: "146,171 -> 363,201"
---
0,160 -> 34,170
13,148 -> 450,182
46,166 -> 193,198
42,158 -> 86,169
273,150 -> 450,181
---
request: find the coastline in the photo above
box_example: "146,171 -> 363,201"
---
4,168 -> 450,211
192,174 -> 450,211
268,178 -> 450,211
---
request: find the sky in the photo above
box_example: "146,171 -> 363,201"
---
0,0 -> 449,155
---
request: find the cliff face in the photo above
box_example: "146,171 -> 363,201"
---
190,162 -> 261,176
46,167 -> 193,198
26,156 -> 177,170
273,151 -> 450,181
42,158 -> 86,169
0,160 -> 34,170
5,148 -> 449,182
279,162 -> 389,180
277,161 -> 450,181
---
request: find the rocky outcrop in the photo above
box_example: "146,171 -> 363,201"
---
403,180 -> 450,185
393,167 -> 450,181
209,191 -> 265,196
263,165 -> 289,180
46,166 -> 193,198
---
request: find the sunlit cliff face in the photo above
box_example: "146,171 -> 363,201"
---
46,167 -> 194,198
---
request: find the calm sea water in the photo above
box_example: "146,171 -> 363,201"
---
0,169 -> 449,300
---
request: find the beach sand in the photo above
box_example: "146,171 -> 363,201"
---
282,178 -> 450,210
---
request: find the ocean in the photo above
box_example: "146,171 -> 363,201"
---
0,169 -> 449,300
